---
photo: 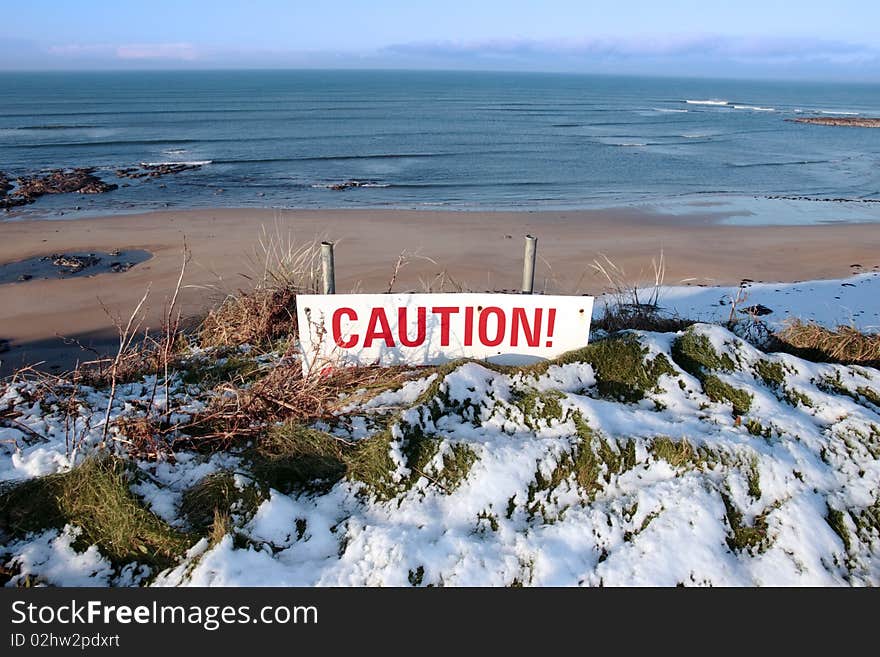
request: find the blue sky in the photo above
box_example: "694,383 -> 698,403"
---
2,0 -> 878,79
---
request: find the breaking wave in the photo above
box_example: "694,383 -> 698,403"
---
685,99 -> 729,106
140,160 -> 212,167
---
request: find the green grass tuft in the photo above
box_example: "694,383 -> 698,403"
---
754,360 -> 785,387
180,471 -> 264,534
826,505 -> 852,552
722,493 -> 769,553
558,333 -> 675,402
0,456 -> 191,569
249,423 -> 349,494
703,375 -> 753,416
671,328 -> 736,377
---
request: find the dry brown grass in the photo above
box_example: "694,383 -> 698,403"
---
200,286 -> 299,348
200,227 -> 322,348
177,361 -> 418,449
774,320 -> 880,367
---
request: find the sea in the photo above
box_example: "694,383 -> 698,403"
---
2,70 -> 879,224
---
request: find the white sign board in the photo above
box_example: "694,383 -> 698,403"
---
296,293 -> 593,374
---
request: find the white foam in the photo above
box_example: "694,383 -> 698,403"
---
140,160 -> 212,167
685,99 -> 729,106
819,110 -> 861,116
733,105 -> 775,112
653,108 -> 688,113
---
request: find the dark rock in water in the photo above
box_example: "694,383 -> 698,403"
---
328,179 -> 379,191
109,261 -> 134,273
115,162 -> 206,180
742,304 -> 773,316
44,253 -> 101,273
0,339 -> 9,354
787,117 -> 880,128
18,274 -> 32,281
1,168 -> 117,210
0,171 -> 12,195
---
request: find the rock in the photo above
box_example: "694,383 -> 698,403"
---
742,304 -> 773,316
18,274 -> 32,281
115,162 -> 205,180
787,117 -> 880,128
327,179 -> 378,191
43,253 -> 101,273
1,168 -> 117,209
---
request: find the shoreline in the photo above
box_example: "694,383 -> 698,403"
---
1,206 -> 879,374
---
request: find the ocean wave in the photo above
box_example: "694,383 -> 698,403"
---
162,148 -> 188,155
140,160 -> 212,167
17,138 -> 198,149
728,159 -> 833,168
685,99 -> 729,106
653,108 -> 688,113
732,105 -> 775,112
819,110 -> 861,116
15,124 -> 98,130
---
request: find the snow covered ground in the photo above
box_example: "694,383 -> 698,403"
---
1,276 -> 879,587
610,271 -> 880,332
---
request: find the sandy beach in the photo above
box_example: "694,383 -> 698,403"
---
1,206 -> 879,373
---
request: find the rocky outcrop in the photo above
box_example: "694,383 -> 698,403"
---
1,168 -> 117,210
764,194 -> 880,203
787,117 -> 880,128
328,179 -> 378,191
115,162 -> 205,180
44,253 -> 101,273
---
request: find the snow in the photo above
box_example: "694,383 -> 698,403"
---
2,277 -> 879,587
603,271 -> 880,331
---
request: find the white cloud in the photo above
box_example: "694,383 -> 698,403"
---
115,43 -> 198,60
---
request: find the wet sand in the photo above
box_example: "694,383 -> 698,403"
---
1,207 -> 879,374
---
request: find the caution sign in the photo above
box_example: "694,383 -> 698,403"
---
296,293 -> 593,374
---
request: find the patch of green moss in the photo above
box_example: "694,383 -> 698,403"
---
783,387 -> 814,408
746,462 -> 762,501
557,333 -> 675,402
856,386 -> 880,408
722,493 -> 769,554
671,328 -> 736,378
826,505 -> 851,552
849,498 -> 880,544
755,360 -> 785,387
510,388 -> 566,430
408,566 -> 425,586
703,375 -> 753,416
649,437 -> 704,469
476,510 -> 500,533
745,419 -> 771,438
348,418 -> 478,500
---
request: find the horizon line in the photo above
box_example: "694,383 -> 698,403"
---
0,66 -> 876,85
